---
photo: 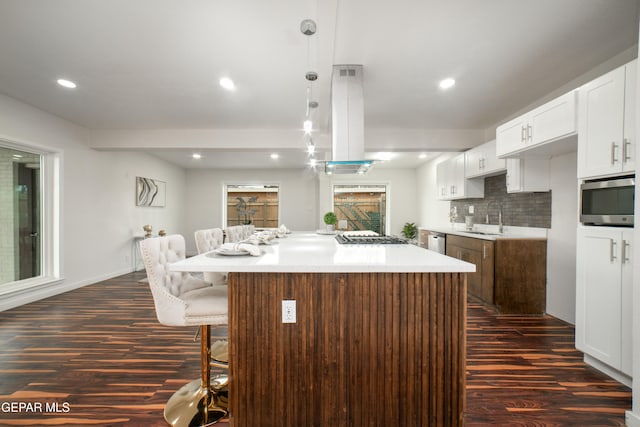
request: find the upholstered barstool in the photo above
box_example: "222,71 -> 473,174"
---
241,224 -> 255,239
194,228 -> 227,286
223,225 -> 245,243
140,234 -> 228,426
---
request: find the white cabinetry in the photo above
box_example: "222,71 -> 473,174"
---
576,227 -> 632,376
496,90 -> 578,158
436,153 -> 484,200
505,158 -> 550,193
465,139 -> 506,178
577,60 -> 636,178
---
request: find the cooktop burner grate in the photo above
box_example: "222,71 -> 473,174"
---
335,235 -> 408,245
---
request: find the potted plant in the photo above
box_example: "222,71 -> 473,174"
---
236,196 -> 257,225
402,222 -> 418,241
323,211 -> 338,232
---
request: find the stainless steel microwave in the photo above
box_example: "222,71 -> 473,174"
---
580,176 -> 635,226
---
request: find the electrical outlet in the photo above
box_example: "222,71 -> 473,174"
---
282,300 -> 296,323
468,205 -> 474,214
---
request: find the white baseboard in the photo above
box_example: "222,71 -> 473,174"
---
583,354 -> 632,388
0,267 -> 133,312
627,410 -> 640,427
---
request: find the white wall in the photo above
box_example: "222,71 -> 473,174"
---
416,153 -> 458,230
317,168 -> 419,237
546,152 -> 578,324
184,168 -> 318,253
0,94 -> 186,310
183,167 -> 419,253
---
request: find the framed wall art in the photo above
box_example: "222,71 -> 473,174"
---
136,176 -> 166,207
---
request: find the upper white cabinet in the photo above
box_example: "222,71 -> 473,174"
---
496,90 -> 578,158
436,153 -> 484,200
505,158 -> 549,193
577,60 -> 636,178
465,139 -> 506,178
575,227 -> 633,376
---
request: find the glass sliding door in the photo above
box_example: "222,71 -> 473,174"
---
0,147 -> 42,285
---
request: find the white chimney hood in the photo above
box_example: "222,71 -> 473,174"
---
326,64 -> 373,175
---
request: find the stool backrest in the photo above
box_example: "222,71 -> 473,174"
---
140,235 -> 211,326
195,228 -> 224,253
242,224 -> 255,239
224,225 -> 245,243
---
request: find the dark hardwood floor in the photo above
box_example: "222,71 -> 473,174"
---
0,272 -> 631,426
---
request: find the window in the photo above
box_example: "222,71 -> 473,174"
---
333,184 -> 387,234
0,142 -> 60,290
225,185 -> 279,227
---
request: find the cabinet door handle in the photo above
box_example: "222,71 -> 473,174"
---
521,126 -> 526,142
611,142 -> 618,164
610,239 -> 617,263
622,240 -> 630,264
623,138 -> 632,163
483,244 -> 487,259
526,124 -> 532,141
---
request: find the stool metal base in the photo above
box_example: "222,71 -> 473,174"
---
164,377 -> 228,427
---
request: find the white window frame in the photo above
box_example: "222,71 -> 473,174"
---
0,137 -> 62,297
222,183 -> 281,228
331,182 -> 390,234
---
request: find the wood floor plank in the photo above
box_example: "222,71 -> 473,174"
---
0,272 -> 631,426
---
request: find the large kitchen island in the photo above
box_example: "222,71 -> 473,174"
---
170,232 -> 475,427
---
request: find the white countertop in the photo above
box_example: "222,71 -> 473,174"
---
420,224 -> 548,241
170,232 -> 475,273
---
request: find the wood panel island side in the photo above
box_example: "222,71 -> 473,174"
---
170,232 -> 475,427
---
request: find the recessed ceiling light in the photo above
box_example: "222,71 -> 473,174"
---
57,78 -> 77,89
192,153 -> 202,159
270,153 -> 279,159
439,78 -> 455,89
219,77 -> 235,90
419,153 -> 427,159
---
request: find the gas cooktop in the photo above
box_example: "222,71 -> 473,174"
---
335,235 -> 408,245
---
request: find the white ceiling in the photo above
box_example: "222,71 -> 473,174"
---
0,0 -> 638,169
150,149 -> 440,169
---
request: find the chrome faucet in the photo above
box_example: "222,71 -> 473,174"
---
486,200 -> 503,234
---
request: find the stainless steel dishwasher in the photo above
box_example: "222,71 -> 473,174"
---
427,231 -> 446,254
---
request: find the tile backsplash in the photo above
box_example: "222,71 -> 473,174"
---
450,173 -> 551,228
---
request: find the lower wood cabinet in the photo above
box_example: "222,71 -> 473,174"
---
447,234 -> 547,314
446,235 -> 494,304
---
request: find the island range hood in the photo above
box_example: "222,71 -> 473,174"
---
326,64 -> 373,175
